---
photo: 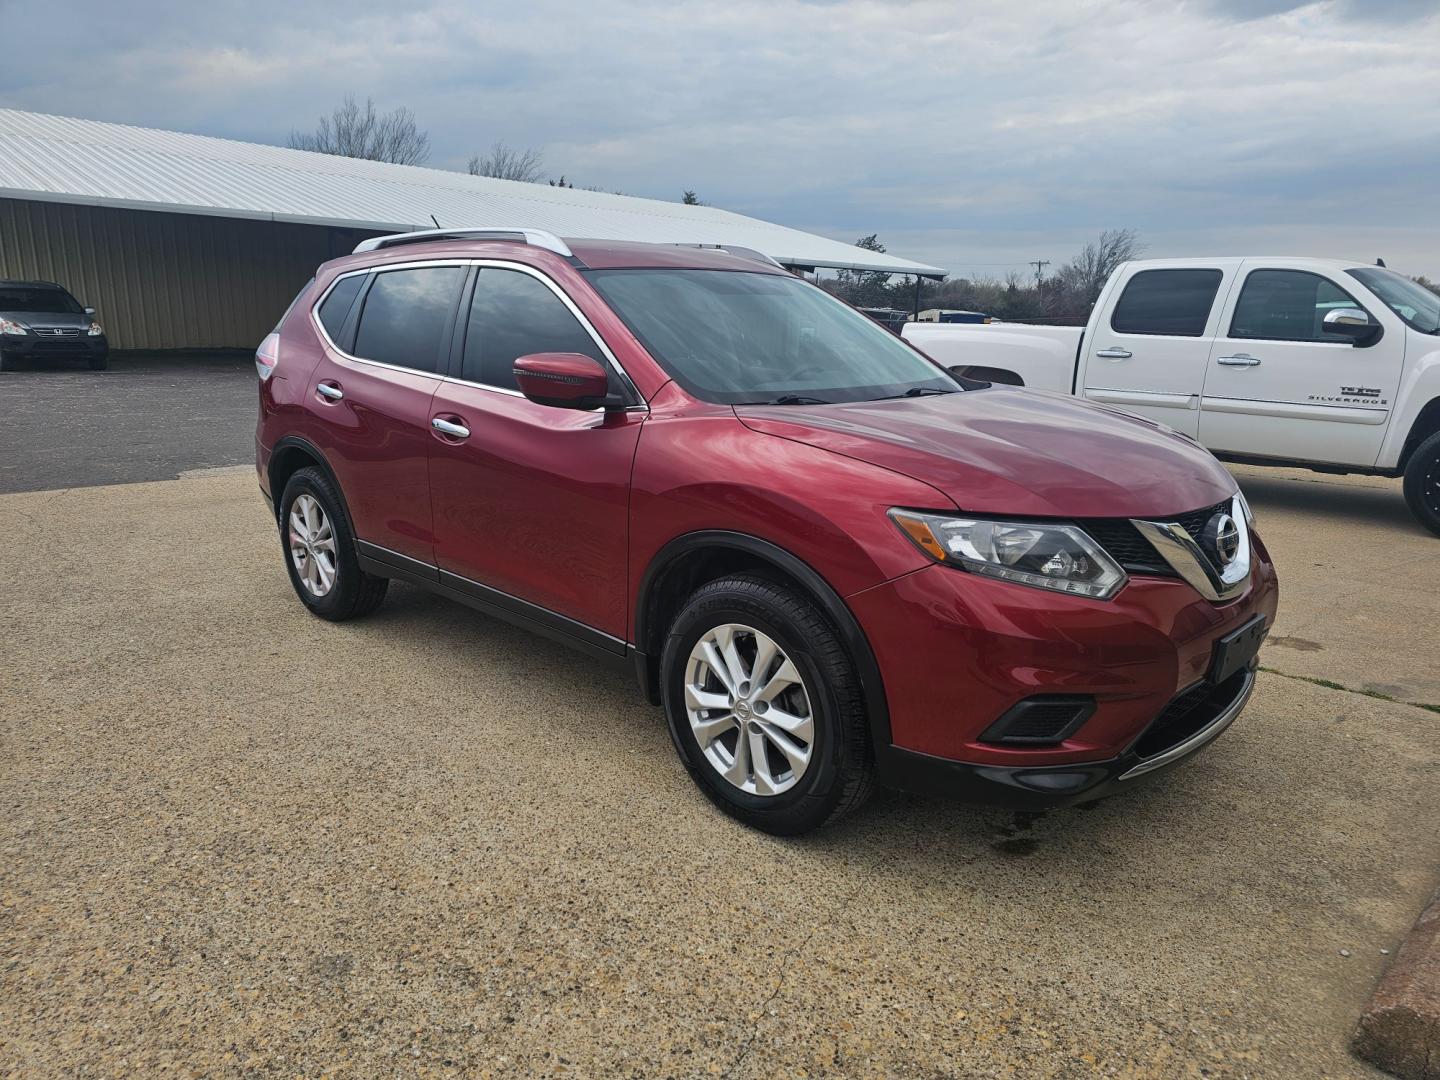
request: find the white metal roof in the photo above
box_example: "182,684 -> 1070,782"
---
0,109 -> 945,278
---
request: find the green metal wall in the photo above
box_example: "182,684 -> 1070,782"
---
0,198 -> 371,350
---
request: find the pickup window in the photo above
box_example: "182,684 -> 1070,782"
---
1229,269 -> 1362,344
1110,269 -> 1222,337
1347,266 -> 1440,334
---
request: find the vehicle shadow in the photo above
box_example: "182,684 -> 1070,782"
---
1236,471 -> 1419,532
370,580 -> 1238,897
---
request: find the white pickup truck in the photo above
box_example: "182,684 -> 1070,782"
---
903,257 -> 1440,535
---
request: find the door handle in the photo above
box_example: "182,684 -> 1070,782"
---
1216,354 -> 1261,367
316,382 -> 343,400
431,417 -> 471,439
1095,348 -> 1132,359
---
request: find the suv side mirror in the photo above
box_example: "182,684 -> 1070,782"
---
513,352 -> 612,410
1322,307 -> 1382,347
83,307 -> 96,316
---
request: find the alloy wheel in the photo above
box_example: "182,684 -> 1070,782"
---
683,623 -> 815,796
288,493 -> 338,597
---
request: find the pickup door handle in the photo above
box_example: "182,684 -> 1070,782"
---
431,417 -> 471,439
1216,354 -> 1262,367
1095,347 -> 1132,359
315,382 -> 343,400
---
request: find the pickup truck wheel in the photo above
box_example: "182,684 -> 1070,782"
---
278,467 -> 389,620
660,573 -> 874,835
1402,430 -> 1440,537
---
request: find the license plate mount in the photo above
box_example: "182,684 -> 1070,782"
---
1209,615 -> 1267,685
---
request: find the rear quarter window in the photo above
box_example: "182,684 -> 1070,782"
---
1110,269 -> 1223,337
316,275 -> 365,343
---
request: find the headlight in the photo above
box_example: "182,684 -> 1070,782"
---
0,317 -> 27,336
889,509 -> 1127,599
86,321 -> 104,336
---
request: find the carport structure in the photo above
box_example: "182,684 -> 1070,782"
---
0,109 -> 944,352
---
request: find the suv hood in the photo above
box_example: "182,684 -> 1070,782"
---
734,388 -> 1236,519
0,310 -> 89,330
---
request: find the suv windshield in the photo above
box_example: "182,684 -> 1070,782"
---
0,286 -> 82,314
1347,267 -> 1440,334
585,269 -> 957,404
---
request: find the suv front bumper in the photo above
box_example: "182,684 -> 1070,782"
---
878,666 -> 1256,807
848,537 -> 1278,808
1,334 -> 108,361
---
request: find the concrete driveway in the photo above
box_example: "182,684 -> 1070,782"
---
1,466 -> 1436,1077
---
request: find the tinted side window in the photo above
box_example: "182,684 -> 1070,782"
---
461,268 -> 605,389
1110,269 -> 1223,337
352,267 -> 463,372
316,275 -> 364,342
1230,270 -> 1361,343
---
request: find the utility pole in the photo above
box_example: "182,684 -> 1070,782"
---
1029,259 -> 1050,290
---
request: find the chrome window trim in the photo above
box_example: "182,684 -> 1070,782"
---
308,257 -> 644,406
1130,493 -> 1251,603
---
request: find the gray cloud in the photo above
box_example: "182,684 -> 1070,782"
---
1197,0 -> 1440,21
1,0 -> 1438,276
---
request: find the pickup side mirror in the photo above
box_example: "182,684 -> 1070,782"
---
512,352 -> 612,410
1322,308 -> 1382,347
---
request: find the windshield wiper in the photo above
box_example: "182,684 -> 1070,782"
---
760,394 -> 831,405
872,386 -> 958,401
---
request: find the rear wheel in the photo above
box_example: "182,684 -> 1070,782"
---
1402,430 -> 1440,537
278,467 -> 388,620
660,573 -> 874,835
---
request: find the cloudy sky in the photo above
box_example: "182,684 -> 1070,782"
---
3,0 -> 1439,278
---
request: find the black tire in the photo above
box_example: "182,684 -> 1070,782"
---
1402,430 -> 1440,537
660,573 -> 874,835
88,355 -> 108,371
0,352 -> 13,372
278,467 -> 388,620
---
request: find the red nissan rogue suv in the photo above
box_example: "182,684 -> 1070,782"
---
255,228 -> 1278,835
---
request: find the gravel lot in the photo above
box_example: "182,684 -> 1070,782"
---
1,460 -> 1436,1077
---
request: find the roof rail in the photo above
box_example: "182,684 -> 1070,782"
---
671,243 -> 785,270
353,228 -> 573,257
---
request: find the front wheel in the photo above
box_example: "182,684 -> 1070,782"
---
88,355 -> 108,371
1403,431 -> 1440,537
660,573 -> 874,835
278,467 -> 388,620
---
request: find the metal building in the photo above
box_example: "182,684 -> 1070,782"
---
0,110 -> 944,352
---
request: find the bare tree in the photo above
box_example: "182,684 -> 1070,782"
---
1054,228 -> 1144,305
468,142 -> 545,182
288,95 -> 430,165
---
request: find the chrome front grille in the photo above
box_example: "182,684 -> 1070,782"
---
1085,495 -> 1252,602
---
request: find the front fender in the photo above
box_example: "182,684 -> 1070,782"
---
627,411 -> 950,641
1379,336 -> 1440,469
